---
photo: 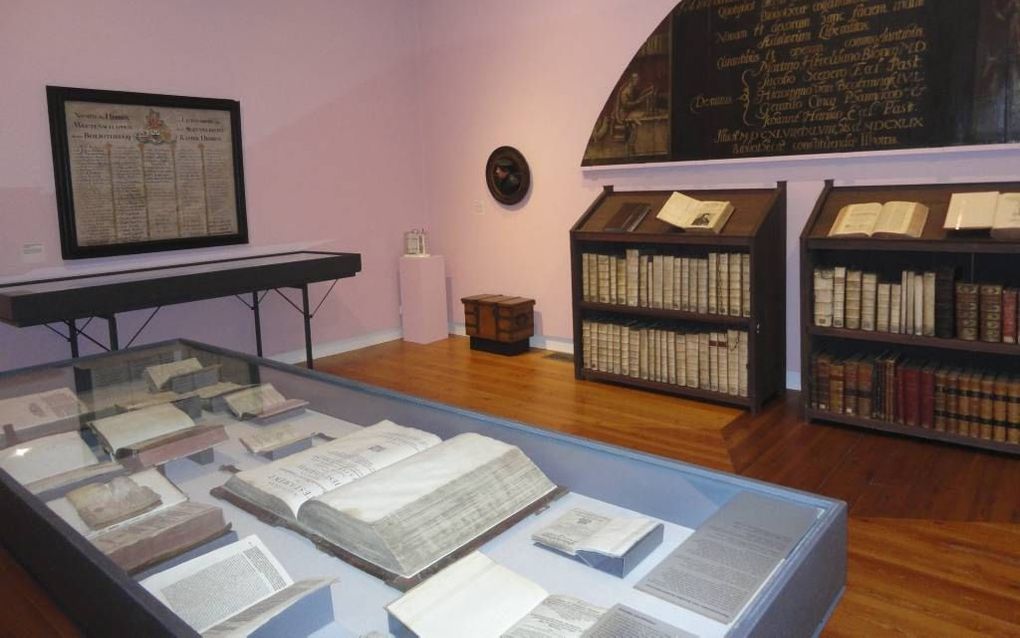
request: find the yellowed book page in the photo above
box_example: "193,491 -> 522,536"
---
829,203 -> 882,237
945,191 -> 998,230
688,200 -> 733,233
874,201 -> 928,237
90,403 -> 195,453
0,431 -> 98,485
992,193 -> 1020,235
655,192 -> 700,227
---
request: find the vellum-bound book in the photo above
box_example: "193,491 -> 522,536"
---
656,192 -> 734,234
829,201 -> 928,238
531,507 -> 662,577
216,420 -> 559,585
223,384 -> 308,421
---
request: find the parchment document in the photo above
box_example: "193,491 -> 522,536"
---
64,101 -> 238,246
223,384 -> 288,418
581,605 -> 697,638
504,595 -> 604,638
0,388 -> 85,432
636,493 -> 818,624
141,535 -> 292,634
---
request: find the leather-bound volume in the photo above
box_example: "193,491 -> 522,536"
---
1008,377 -> 1020,445
813,268 -> 834,327
919,364 -> 935,429
956,371 -> 973,437
808,352 -> 819,409
1002,288 -> 1018,344
933,368 -> 948,432
830,360 -> 845,416
883,353 -> 900,422
844,355 -> 860,416
816,353 -> 832,412
955,283 -> 980,341
979,284 -> 1003,343
945,369 -> 961,435
858,356 -> 875,419
934,266 -> 956,339
901,361 -> 919,427
979,374 -> 995,440
993,374 -> 1009,442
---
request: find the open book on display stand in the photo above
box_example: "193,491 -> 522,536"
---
89,403 -> 227,468
531,507 -> 663,577
655,192 -> 734,234
828,201 -> 929,238
213,419 -> 560,587
943,191 -> 1020,237
141,535 -> 334,637
0,388 -> 87,448
222,384 -> 309,422
143,357 -> 221,393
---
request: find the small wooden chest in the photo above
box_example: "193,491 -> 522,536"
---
462,294 -> 535,355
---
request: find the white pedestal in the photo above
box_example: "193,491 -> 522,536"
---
398,255 -> 449,344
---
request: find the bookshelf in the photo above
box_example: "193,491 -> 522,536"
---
570,184 -> 787,413
800,180 -> 1020,455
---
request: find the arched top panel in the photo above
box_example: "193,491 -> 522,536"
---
582,0 -> 1020,167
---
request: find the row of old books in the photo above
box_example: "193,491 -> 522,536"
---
813,265 -> 1020,343
808,351 -> 1020,445
581,318 -> 749,397
581,250 -> 751,317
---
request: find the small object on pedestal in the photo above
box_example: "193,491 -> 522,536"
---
462,295 -> 535,355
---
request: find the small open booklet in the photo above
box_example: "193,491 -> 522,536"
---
943,191 -> 1020,237
141,535 -> 333,636
828,201 -> 929,238
387,552 -> 604,638
222,384 -> 308,420
656,192 -> 734,234
531,507 -> 661,576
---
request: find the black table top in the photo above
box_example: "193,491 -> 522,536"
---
0,251 -> 361,326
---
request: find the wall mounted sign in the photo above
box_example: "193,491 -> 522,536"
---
485,146 -> 531,206
583,1 -> 1020,165
47,86 -> 249,259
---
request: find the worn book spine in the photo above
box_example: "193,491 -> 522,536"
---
830,360 -> 845,416
741,254 -> 751,318
626,249 -> 640,307
667,331 -> 677,385
582,321 -> 591,369
680,257 -> 691,311
844,356 -> 860,416
919,365 -> 935,429
832,267 -> 847,328
886,355 -> 900,422
844,270 -> 862,330
1008,377 -> 1020,444
616,256 -> 627,305
726,329 -> 739,395
934,266 -> 955,338
1002,288 -> 1017,344
663,256 -> 675,310
814,268 -> 835,327
708,333 -> 720,392
582,253 -> 591,301
903,363 -> 920,427
858,357 -> 874,418
698,333 -> 710,389
816,353 -> 831,411
685,333 -> 698,388
650,255 -> 662,309
933,368 -> 948,432
597,254 -> 610,304
955,283 -> 979,341
718,254 -> 730,316
707,253 -> 718,315
980,374 -> 995,440
956,372 -> 972,437
717,332 -> 728,393
912,273 -> 924,336
979,284 -> 1003,343
945,369 -> 960,435
904,271 -> 915,335
728,254 -> 742,317
808,352 -> 819,409
737,331 -> 749,397
861,273 -> 878,331
993,375 -> 1009,442
676,331 -> 687,386
876,283 -> 891,332
609,256 -> 619,306
889,283 -> 902,334
697,259 -> 709,314
922,271 -> 936,337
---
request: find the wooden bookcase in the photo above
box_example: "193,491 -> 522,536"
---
570,184 -> 787,412
800,180 -> 1020,455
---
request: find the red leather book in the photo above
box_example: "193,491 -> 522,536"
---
919,364 -> 935,429
858,356 -> 875,418
933,368 -> 948,432
902,362 -> 920,427
1003,289 -> 1017,344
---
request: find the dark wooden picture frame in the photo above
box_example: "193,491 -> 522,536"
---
47,86 -> 249,259
485,146 -> 530,206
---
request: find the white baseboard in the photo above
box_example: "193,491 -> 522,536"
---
448,323 -> 575,354
270,329 -> 402,365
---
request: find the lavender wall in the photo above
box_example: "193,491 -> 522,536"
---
417,0 -> 1020,388
0,0 -> 426,370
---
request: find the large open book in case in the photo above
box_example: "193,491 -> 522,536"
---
801,180 -> 1020,455
570,184 -> 787,412
0,340 -> 845,636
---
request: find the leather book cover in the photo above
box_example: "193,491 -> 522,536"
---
934,266 -> 956,339
858,356 -> 875,419
979,284 -> 1003,343
902,361 -> 919,427
979,374 -> 995,440
955,283 -> 979,341
956,371 -> 973,437
1008,376 -> 1020,445
933,368 -> 948,432
817,353 -> 832,412
886,354 -> 901,422
1002,288 -> 1017,344
873,354 -> 886,420
830,360 -> 845,416
919,364 -> 935,429
844,354 -> 860,415
993,374 -> 1009,442
808,352 -> 819,409
945,369 -> 961,435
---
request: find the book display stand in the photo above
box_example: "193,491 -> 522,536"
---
801,180 -> 1020,455
570,185 -> 787,412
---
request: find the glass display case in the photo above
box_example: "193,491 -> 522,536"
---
0,340 -> 845,637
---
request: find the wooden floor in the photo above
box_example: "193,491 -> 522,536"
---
2,335 -> 1018,636
317,337 -> 1020,637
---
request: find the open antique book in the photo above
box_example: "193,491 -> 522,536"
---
141,535 -> 333,636
828,201 -> 929,238
655,192 -> 734,234
216,420 -> 559,582
387,552 -> 604,638
0,388 -> 86,447
943,191 -> 1020,237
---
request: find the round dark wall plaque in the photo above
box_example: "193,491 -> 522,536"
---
485,146 -> 530,205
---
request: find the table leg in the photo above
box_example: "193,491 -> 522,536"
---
67,320 -> 79,358
301,284 -> 313,369
105,315 -> 119,350
252,291 -> 263,357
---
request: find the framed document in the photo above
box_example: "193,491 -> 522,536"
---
47,86 -> 249,259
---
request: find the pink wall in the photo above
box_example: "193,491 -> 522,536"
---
0,0 -> 427,370
418,0 -> 1020,388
